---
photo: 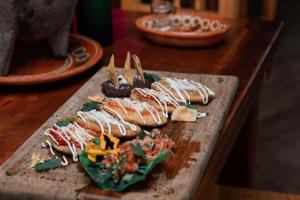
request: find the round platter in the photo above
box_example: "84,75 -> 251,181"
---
0,33 -> 103,85
136,12 -> 231,47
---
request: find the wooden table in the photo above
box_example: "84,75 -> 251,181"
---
0,10 -> 283,199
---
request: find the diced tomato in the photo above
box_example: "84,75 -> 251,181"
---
126,163 -> 138,172
121,143 -> 132,152
49,130 -> 67,146
49,129 -> 80,147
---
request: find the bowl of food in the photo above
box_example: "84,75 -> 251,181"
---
136,12 -> 231,47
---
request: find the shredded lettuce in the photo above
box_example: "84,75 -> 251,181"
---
179,102 -> 198,110
35,158 -> 62,172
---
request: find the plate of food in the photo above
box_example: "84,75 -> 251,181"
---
136,12 -> 231,47
0,33 -> 103,85
0,53 -> 239,199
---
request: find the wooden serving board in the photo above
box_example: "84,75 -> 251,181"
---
0,67 -> 239,200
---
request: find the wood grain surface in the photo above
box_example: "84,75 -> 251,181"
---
0,9 -> 283,199
0,67 -> 238,200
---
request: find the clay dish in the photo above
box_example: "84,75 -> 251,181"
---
0,34 -> 103,85
136,12 -> 231,47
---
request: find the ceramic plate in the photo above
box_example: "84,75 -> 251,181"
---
0,33 -> 103,85
136,12 -> 231,47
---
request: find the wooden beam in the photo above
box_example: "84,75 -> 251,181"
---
239,0 -> 248,18
218,0 -> 240,19
194,0 -> 206,11
121,0 -> 150,12
262,0 -> 277,21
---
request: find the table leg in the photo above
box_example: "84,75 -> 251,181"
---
218,100 -> 258,187
193,66 -> 267,199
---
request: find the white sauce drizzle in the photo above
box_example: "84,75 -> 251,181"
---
104,106 -> 138,131
77,110 -> 133,136
74,122 -> 92,147
114,99 -> 128,113
43,129 -> 59,145
144,130 -> 156,138
43,122 -> 96,166
107,98 -> 163,125
133,88 -> 180,117
52,124 -> 71,141
153,82 -> 185,103
120,98 -> 146,124
197,112 -> 207,118
41,142 -> 47,148
77,111 -> 87,123
45,125 -> 81,162
64,125 -> 84,150
78,111 -> 105,133
45,140 -> 56,156
52,125 -> 78,162
124,98 -> 162,124
155,78 -> 215,104
61,156 -> 68,166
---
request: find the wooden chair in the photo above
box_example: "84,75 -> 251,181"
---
262,0 -> 277,20
120,0 -> 277,20
121,0 -> 241,19
121,0 -> 151,13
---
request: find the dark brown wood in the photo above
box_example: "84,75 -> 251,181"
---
215,184 -> 300,200
0,9 -> 283,199
218,84 -> 260,187
193,19 -> 283,200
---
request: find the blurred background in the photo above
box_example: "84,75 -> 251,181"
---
112,0 -> 300,195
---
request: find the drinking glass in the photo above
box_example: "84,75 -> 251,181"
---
150,0 -> 175,30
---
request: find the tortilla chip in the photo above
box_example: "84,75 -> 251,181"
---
132,54 -> 145,83
107,55 -> 120,88
123,52 -> 134,86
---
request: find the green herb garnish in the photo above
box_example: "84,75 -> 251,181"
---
143,72 -> 161,82
138,130 -> 146,139
80,102 -> 100,112
35,158 -> 62,172
130,143 -> 147,160
93,139 -> 100,147
179,102 -> 198,110
56,118 -> 75,127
